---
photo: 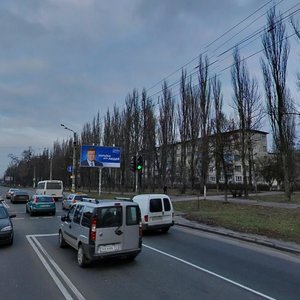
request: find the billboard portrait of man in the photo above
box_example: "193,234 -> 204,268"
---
80,147 -> 103,167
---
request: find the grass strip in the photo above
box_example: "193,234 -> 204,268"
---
173,200 -> 300,244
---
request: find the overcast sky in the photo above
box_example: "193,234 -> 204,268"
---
0,0 -> 299,177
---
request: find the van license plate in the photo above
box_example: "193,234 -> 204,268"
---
100,244 -> 119,252
151,216 -> 162,221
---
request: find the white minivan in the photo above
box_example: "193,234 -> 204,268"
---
36,180 -> 64,201
132,194 -> 174,233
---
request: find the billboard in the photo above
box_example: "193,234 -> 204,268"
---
80,145 -> 120,168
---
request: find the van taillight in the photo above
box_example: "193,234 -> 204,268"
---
33,198 -> 38,204
90,218 -> 97,242
72,199 -> 76,203
139,221 -> 143,237
144,215 -> 148,222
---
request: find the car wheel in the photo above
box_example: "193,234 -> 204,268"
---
62,204 -> 64,210
161,227 -> 170,233
11,199 -> 14,204
26,206 -> 29,213
30,210 -> 34,216
58,231 -> 67,248
77,244 -> 90,267
8,235 -> 14,246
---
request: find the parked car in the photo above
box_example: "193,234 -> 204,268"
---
11,190 -> 29,204
62,193 -> 88,210
0,202 -> 16,245
6,188 -> 20,199
132,194 -> 174,233
26,195 -> 56,216
59,198 -> 142,267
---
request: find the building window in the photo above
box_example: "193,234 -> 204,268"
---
234,155 -> 240,161
234,165 -> 242,172
209,167 -> 214,173
209,177 -> 216,182
235,176 -> 242,182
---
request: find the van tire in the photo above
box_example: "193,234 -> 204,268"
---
58,231 -> 67,248
77,244 -> 90,268
126,254 -> 137,261
161,227 -> 170,233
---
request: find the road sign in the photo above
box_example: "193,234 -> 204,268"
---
67,165 -> 73,173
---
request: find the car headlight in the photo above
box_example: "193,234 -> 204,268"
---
1,225 -> 12,232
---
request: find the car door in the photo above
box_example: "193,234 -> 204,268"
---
123,205 -> 140,250
95,206 -> 124,254
62,205 -> 76,247
71,205 -> 84,249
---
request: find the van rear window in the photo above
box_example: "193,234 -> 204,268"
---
97,207 -> 122,228
149,199 -> 162,212
163,198 -> 171,211
47,182 -> 62,189
126,206 -> 140,225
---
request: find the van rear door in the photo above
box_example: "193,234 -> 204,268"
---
148,198 -> 164,225
162,197 -> 173,224
95,206 -> 124,254
123,205 -> 140,250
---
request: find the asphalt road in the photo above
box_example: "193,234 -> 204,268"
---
1,186 -> 300,300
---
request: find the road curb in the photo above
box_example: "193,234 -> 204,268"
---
175,220 -> 300,255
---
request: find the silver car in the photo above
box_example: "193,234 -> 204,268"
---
59,199 -> 142,267
62,193 -> 88,210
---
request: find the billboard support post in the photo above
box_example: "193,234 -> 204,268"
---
98,167 -> 102,196
71,132 -> 77,193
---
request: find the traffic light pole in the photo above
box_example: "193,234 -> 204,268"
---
135,171 -> 138,193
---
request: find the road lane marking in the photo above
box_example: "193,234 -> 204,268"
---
143,244 -> 277,300
3,200 -> 9,208
26,235 -> 74,300
26,234 -> 85,300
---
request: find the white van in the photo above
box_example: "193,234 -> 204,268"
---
36,180 -> 64,201
132,194 -> 174,233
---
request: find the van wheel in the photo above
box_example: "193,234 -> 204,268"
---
161,227 -> 170,233
77,245 -> 90,268
58,231 -> 67,248
126,254 -> 137,261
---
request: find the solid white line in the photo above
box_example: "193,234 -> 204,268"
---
3,201 -> 9,208
143,244 -> 277,300
27,233 -> 59,237
32,236 -> 86,300
26,235 -> 73,300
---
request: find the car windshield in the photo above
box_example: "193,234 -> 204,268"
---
37,197 -> 53,203
0,207 -> 8,219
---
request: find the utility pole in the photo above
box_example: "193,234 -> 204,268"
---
61,124 -> 77,193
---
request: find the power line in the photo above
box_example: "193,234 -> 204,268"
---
145,0 -> 277,94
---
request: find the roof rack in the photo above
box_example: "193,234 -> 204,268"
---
81,198 -> 100,204
114,197 -> 133,202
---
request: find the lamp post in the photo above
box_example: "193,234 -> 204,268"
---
61,124 -> 77,193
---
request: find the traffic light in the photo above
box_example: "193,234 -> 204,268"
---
130,156 -> 136,172
137,155 -> 143,171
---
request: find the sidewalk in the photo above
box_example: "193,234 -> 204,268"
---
174,213 -> 300,255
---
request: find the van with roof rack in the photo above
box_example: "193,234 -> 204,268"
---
59,199 -> 142,267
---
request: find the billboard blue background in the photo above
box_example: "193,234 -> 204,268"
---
80,145 -> 121,168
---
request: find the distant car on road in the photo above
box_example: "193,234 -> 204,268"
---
11,190 -> 29,204
0,202 -> 16,246
62,193 -> 89,210
26,195 -> 56,216
6,188 -> 20,199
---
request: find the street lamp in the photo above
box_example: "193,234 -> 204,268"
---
61,124 -> 77,193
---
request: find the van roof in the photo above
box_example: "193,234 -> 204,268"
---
76,198 -> 138,207
133,194 -> 169,198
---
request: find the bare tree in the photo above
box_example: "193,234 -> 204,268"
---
231,47 -> 263,196
198,56 -> 212,197
261,7 -> 295,200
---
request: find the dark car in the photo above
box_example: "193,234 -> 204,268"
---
0,202 -> 16,245
6,188 -> 20,199
26,195 -> 56,216
11,190 -> 30,204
